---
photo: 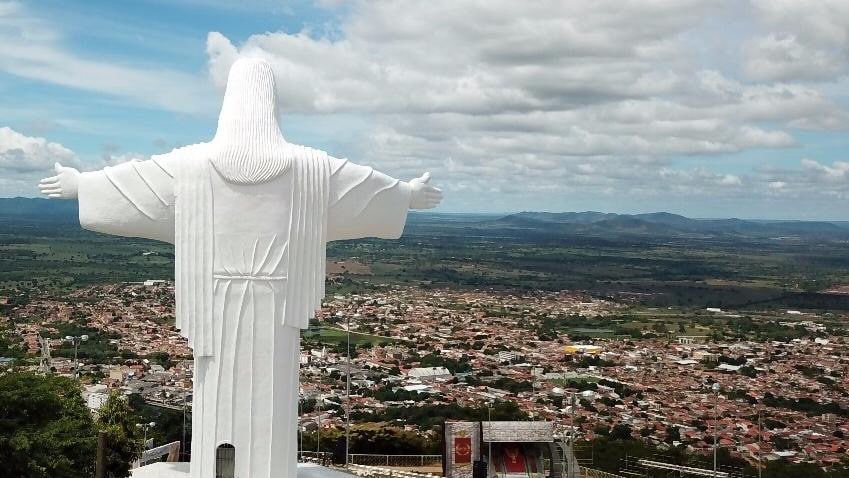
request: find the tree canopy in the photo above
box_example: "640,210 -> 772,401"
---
0,371 -> 97,478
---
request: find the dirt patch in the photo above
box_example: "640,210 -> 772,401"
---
326,260 -> 372,276
823,285 -> 849,295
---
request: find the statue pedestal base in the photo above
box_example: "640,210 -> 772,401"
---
130,462 -> 354,478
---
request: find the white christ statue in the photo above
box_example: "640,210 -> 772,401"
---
38,58 -> 442,478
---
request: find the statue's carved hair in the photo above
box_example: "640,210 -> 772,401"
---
210,58 -> 291,184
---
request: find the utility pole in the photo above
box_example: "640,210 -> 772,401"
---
531,378 -> 537,421
487,401 -> 493,478
758,408 -> 763,478
96,430 -> 106,478
298,392 -> 302,462
345,313 -> 352,467
316,398 -> 321,459
712,383 -> 721,477
182,388 -> 188,461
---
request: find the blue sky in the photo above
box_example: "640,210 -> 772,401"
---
2,0 -> 849,219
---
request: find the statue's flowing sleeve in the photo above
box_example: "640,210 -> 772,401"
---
77,154 -> 177,243
326,156 -> 412,241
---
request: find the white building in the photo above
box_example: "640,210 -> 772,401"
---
407,366 -> 452,380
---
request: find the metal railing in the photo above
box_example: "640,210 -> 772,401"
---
133,441 -> 181,468
299,451 -> 334,466
348,454 -> 442,469
579,467 -> 626,478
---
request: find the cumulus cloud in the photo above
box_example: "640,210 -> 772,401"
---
0,126 -> 79,196
0,126 -> 78,174
0,126 -> 147,197
203,0 -> 849,210
3,0 -> 846,216
754,159 -> 849,200
745,0 -> 849,82
744,34 -> 843,82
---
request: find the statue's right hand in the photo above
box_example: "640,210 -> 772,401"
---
39,162 -> 80,199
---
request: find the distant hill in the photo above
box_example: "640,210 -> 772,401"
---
495,211 -> 849,239
2,197 -> 848,240
0,197 -> 79,223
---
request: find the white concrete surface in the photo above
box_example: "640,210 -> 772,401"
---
132,462 -> 354,478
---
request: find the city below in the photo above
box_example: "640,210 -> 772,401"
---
4,279 -> 848,472
3,203 -> 849,478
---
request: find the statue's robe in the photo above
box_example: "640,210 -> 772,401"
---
77,143 -> 411,477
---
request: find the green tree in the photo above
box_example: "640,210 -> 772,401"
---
609,424 -> 632,441
147,352 -> 173,370
0,371 -> 97,477
752,459 -> 835,478
96,391 -> 143,478
127,394 -> 189,447
665,426 -> 681,443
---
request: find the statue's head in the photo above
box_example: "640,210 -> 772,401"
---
217,57 -> 279,134
212,58 -> 290,184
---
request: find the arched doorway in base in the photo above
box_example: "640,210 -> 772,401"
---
216,443 -> 235,478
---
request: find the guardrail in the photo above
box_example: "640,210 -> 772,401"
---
134,441 -> 181,468
637,459 -> 729,477
348,454 -> 442,469
579,467 -> 625,478
299,451 -> 334,466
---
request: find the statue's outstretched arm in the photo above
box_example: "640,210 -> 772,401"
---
326,156 -> 443,241
37,153 -> 179,244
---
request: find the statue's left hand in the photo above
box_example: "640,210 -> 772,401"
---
408,172 -> 443,209
39,162 -> 80,199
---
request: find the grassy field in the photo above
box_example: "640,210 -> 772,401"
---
302,326 -> 399,346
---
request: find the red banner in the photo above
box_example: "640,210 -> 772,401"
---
454,436 -> 472,464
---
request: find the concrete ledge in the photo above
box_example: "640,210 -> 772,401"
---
131,462 -> 354,478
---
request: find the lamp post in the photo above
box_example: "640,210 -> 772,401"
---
569,392 -> 577,478
712,383 -> 721,477
487,400 -> 493,478
345,313 -> 352,467
64,334 -> 89,379
136,421 -> 156,452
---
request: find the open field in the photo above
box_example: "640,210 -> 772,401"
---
5,200 -> 849,314
302,326 -> 398,346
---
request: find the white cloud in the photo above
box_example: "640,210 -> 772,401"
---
745,0 -> 849,82
203,0 -> 849,210
4,0 -> 845,215
744,34 -> 843,82
800,158 -> 849,183
0,126 -> 77,173
754,159 -> 849,200
0,126 -> 78,196
0,126 -> 147,196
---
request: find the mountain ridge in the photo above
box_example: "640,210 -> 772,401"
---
495,210 -> 849,238
2,197 -> 848,239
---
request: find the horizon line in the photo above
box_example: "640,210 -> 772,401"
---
4,196 -> 849,223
